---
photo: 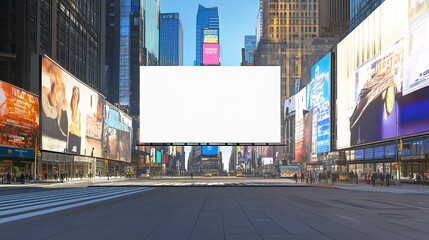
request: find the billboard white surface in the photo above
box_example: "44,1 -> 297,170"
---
139,66 -> 281,144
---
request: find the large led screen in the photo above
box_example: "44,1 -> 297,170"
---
202,146 -> 218,156
139,66 -> 281,144
103,102 -> 132,161
40,56 -> 104,157
202,44 -> 220,65
337,0 -> 429,149
0,81 -> 39,149
294,88 -> 307,162
203,29 -> 219,43
308,53 -> 331,154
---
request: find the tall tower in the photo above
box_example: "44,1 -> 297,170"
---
160,13 -> 184,66
195,5 -> 220,66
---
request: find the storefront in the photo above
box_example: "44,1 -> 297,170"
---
0,146 -> 35,182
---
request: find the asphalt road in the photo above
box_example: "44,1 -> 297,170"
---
0,184 -> 428,240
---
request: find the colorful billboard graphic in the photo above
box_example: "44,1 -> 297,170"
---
202,43 -> 219,65
104,102 -> 132,162
40,56 -> 104,157
203,29 -> 219,44
279,166 -> 299,178
337,0 -> 429,148
202,146 -> 218,156
308,53 -> 331,154
0,81 -> 39,150
294,88 -> 307,162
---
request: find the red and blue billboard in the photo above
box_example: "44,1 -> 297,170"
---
202,43 -> 219,65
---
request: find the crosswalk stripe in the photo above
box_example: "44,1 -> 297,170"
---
0,187 -> 154,224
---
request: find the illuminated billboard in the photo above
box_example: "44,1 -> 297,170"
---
139,66 -> 281,144
202,43 -> 219,65
103,102 -> 133,162
203,29 -> 219,43
308,53 -> 331,154
337,0 -> 429,149
0,81 -> 39,150
294,88 -> 307,162
202,146 -> 218,156
40,56 -> 104,157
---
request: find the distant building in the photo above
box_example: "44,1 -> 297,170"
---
349,0 -> 385,31
160,13 -> 183,66
195,5 -> 220,66
243,35 -> 256,66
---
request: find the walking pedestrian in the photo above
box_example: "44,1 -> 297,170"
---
354,172 -> 358,184
20,173 -> 25,184
293,173 -> 298,183
380,172 -> 385,186
6,172 -> 11,184
385,172 -> 391,187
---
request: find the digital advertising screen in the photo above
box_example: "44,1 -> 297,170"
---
139,66 -> 281,144
374,146 -> 385,159
40,56 -> 104,157
261,157 -> 273,166
202,43 -> 220,65
337,0 -> 429,149
294,87 -> 307,162
308,53 -> 331,154
203,29 -> 219,43
279,166 -> 299,178
103,102 -> 133,161
156,150 -> 161,165
201,146 -> 218,156
0,81 -> 39,150
355,149 -> 364,160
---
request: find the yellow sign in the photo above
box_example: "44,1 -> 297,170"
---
392,163 -> 400,169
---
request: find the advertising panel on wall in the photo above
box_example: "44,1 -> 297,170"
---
261,157 -> 273,165
308,53 -> 331,154
294,87 -> 307,162
203,29 -> 219,44
139,66 -> 280,144
40,56 -> 104,157
201,146 -> 218,156
279,166 -> 299,178
0,81 -> 39,151
103,102 -> 132,161
337,0 -> 429,149
202,44 -> 220,65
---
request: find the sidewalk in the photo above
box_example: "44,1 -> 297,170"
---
0,176 -> 129,189
316,180 -> 429,194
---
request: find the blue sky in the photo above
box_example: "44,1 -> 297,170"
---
160,0 -> 259,171
160,0 -> 259,66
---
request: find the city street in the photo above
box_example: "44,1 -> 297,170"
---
1,178 -> 429,240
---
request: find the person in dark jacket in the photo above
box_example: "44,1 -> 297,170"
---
6,172 -> 11,184
20,173 -> 25,184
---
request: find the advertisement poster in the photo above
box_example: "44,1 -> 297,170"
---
279,166 -> 299,178
104,102 -> 132,161
40,56 -> 104,157
337,0 -> 429,149
203,29 -> 219,43
0,81 -> 39,150
308,53 -> 331,154
294,88 -> 307,162
202,146 -> 218,156
202,43 -> 219,65
261,157 -> 273,165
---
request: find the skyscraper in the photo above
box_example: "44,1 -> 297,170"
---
195,4 -> 220,66
143,0 -> 160,66
244,35 -> 256,65
0,0 -> 105,93
349,0 -> 384,31
160,13 -> 184,66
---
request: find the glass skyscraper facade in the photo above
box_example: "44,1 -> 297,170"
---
195,5 -> 219,66
143,0 -> 160,66
244,35 -> 256,65
160,13 -> 184,66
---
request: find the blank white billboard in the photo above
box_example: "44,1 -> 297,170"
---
139,66 -> 281,144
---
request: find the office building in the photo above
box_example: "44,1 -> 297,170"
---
0,0 -> 105,93
195,4 -> 220,66
160,13 -> 183,66
243,35 -> 256,66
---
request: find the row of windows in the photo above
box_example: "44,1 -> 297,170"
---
269,11 -> 317,18
269,3 -> 317,11
270,18 -> 317,25
270,26 -> 317,33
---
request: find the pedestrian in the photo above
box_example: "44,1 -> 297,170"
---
354,172 -> 358,184
44,172 -> 48,181
379,172 -> 385,186
191,172 -> 193,179
6,172 -> 11,184
293,173 -> 298,183
385,172 -> 391,187
371,173 -> 376,186
301,172 -> 305,183
416,174 -> 422,185
20,173 -> 25,184
60,172 -> 64,183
